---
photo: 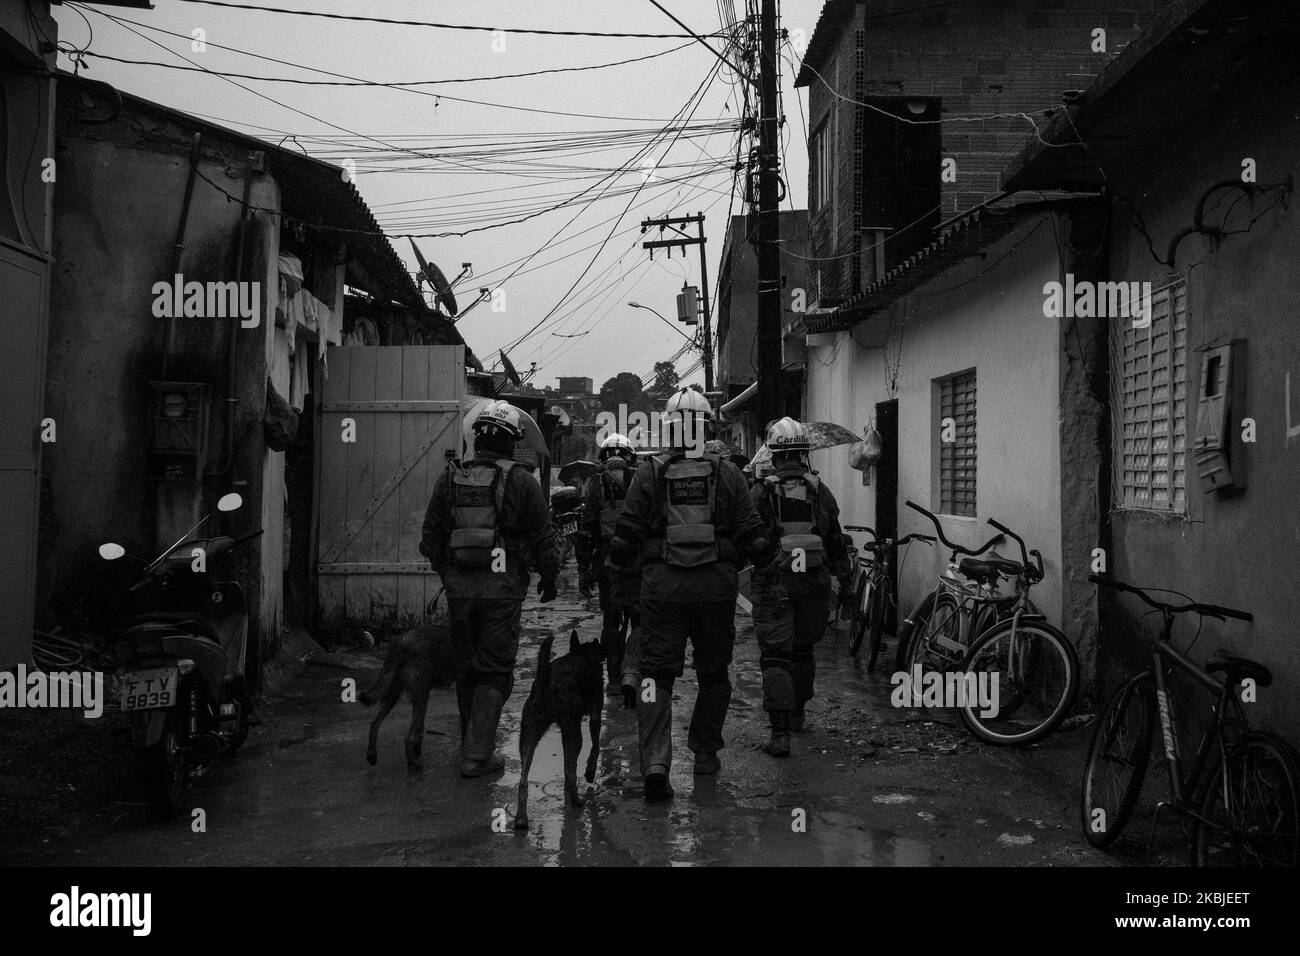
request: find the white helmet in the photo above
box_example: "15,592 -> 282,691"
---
599,432 -> 634,460
766,416 -> 810,453
663,387 -> 712,419
471,400 -> 524,441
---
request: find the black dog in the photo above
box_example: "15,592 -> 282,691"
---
515,630 -> 605,831
360,624 -> 455,772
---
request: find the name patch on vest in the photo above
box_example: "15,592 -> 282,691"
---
668,477 -> 708,504
453,484 -> 493,507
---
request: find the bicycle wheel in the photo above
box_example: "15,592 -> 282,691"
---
1080,674 -> 1154,848
849,575 -> 872,657
865,575 -> 890,672
904,590 -> 964,679
959,618 -> 1078,745
1193,731 -> 1300,867
893,592 -> 934,673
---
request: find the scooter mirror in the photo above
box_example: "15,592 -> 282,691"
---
217,493 -> 243,512
98,542 -> 126,561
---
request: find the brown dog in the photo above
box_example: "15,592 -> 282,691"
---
360,624 -> 455,772
515,630 -> 605,831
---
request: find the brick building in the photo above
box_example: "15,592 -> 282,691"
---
794,0 -> 1167,308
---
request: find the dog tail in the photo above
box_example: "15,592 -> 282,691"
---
359,643 -> 400,706
535,633 -> 555,692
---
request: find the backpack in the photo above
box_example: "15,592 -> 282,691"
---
597,460 -> 631,541
763,472 -> 825,571
447,458 -> 517,568
652,452 -> 721,568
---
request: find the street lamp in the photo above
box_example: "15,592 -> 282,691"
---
628,301 -> 697,345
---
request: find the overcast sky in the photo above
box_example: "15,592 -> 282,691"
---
53,0 -> 823,390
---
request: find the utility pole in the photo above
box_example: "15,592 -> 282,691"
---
639,213 -> 715,392
755,0 -> 783,430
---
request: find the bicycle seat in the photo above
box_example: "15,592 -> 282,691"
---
958,553 -> 1022,582
1206,651 -> 1272,688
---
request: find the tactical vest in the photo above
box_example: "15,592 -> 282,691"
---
598,461 -> 631,540
447,458 -> 517,568
764,472 -> 825,570
653,453 -> 720,568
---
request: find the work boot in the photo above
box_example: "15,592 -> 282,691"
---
460,685 -> 506,777
790,704 -> 809,733
637,686 -> 673,801
693,751 -> 722,775
763,711 -> 791,757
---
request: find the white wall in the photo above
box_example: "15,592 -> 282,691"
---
804,219 -> 1065,623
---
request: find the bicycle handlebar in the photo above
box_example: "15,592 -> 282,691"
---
904,500 -> 1002,556
1088,574 -> 1253,622
987,517 -> 1045,582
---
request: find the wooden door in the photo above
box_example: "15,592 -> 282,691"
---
315,346 -> 465,630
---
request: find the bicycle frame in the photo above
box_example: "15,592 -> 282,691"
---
1144,626 -> 1249,827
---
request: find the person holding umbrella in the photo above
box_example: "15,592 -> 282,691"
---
749,417 -> 853,757
420,400 -> 559,777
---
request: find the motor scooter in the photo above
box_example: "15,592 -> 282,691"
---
99,493 -> 263,818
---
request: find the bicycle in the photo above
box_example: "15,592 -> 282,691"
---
893,501 -> 1012,676
957,518 -> 1078,745
841,525 -> 935,671
1081,574 -> 1300,866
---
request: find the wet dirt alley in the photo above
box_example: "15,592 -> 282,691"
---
12,575 -> 1120,867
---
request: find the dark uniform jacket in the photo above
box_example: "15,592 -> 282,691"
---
580,462 -> 637,566
421,456 -> 559,600
614,452 -> 764,602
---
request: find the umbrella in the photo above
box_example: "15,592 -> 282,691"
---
749,420 -> 860,469
461,397 -> 548,462
558,459 -> 598,487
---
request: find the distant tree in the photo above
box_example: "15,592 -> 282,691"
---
598,372 -> 653,414
688,383 -> 704,392
652,362 -> 680,395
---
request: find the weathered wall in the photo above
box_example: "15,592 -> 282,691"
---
1104,54 -> 1300,741
41,123 -> 277,655
0,0 -> 56,666
806,220 -> 1071,647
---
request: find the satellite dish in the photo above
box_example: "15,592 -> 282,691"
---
409,238 -> 459,317
500,350 -> 522,387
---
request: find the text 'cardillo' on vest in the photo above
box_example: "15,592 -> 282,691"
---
765,472 -> 824,570
448,458 -> 516,568
655,453 -> 720,568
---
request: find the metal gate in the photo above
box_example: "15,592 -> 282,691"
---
315,345 -> 465,630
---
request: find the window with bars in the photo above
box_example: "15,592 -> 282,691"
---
1112,276 -> 1189,513
937,369 -> 977,516
811,119 -> 833,212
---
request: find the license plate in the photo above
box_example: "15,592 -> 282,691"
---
120,668 -> 179,712
561,520 -> 577,536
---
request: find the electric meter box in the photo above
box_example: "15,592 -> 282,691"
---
1191,340 -> 1246,495
148,381 -> 212,481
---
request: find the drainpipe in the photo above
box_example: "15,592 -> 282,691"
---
210,150 -> 263,478
161,133 -> 202,381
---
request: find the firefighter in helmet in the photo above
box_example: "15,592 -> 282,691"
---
749,417 -> 852,756
420,400 -> 559,777
580,432 -> 641,695
609,389 -> 771,800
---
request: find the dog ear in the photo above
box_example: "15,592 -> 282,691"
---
569,630 -> 580,654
